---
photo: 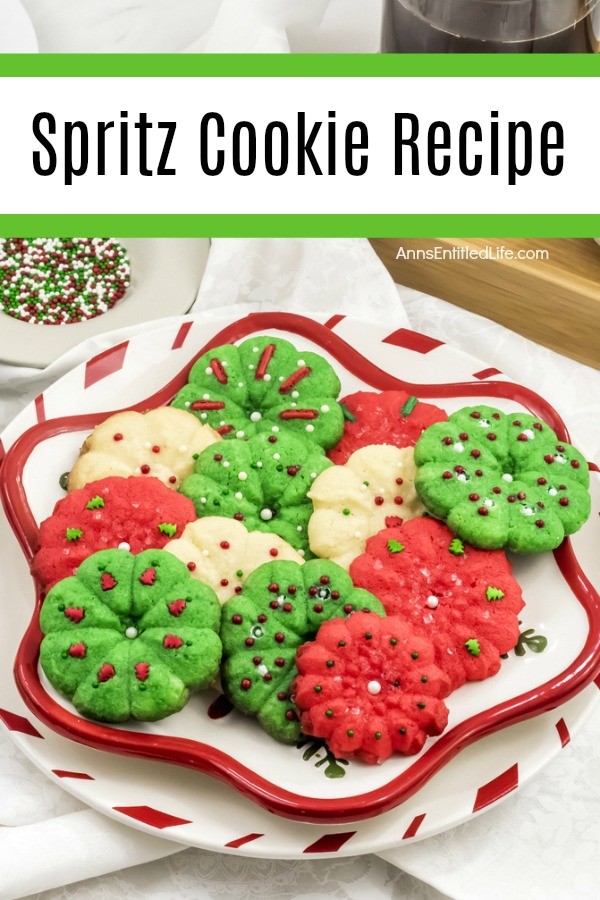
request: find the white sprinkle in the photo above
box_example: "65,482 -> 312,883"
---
235,491 -> 243,500
184,402 -> 190,408
354,530 -> 362,539
360,484 -> 367,491
310,472 -> 317,479
200,413 -> 207,420
202,549 -> 210,556
144,441 -> 151,449
279,376 -> 284,382
205,366 -> 212,375
367,680 -> 381,695
236,430 -> 245,438
521,507 -> 534,516
549,488 -> 558,496
264,374 -> 271,382
257,664 -> 268,676
297,360 -> 305,366
256,461 -> 263,468
223,461 -> 230,468
271,426 -> 279,433
202,393 -> 210,400
297,525 -> 303,532
238,471 -> 248,481
219,420 -> 226,426
200,497 -> 207,504
556,454 -> 567,464
453,442 -> 464,452
291,390 -> 299,399
253,346 -> 259,353
298,549 -> 305,557
273,453 -> 280,460
321,405 -> 329,412
306,424 -> 315,433
523,429 -> 534,439
118,541 -> 130,551
222,361 -> 228,367
250,412 -> 262,422
426,595 -> 439,609
457,473 -> 467,483
125,626 -> 138,639
248,364 -> 255,370
237,382 -> 244,388
260,508 -> 273,521
484,498 -> 493,508
502,473 -> 513,482
179,445 -> 187,453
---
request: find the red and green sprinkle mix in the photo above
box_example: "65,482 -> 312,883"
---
0,238 -> 130,325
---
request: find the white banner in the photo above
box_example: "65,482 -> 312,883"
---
0,76 -> 598,214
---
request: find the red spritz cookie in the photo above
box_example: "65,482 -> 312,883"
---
293,612 -> 451,764
350,517 -> 525,691
33,476 -> 196,591
330,391 -> 447,465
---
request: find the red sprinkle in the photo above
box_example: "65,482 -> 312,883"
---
252,656 -> 262,665
241,678 -> 252,691
394,496 -> 404,505
268,583 -> 279,593
544,454 -> 554,463
64,607 -> 85,623
559,497 -> 569,507
169,476 -> 177,484
442,471 -> 452,480
268,436 -> 277,443
220,541 -> 230,549
287,465 -> 300,477
275,657 -> 285,667
459,432 -> 469,440
471,449 -> 481,459
113,433 -> 123,442
255,343 -> 276,380
537,477 -> 547,485
214,453 -> 223,461
313,604 -> 324,613
535,520 -> 545,528
571,460 -> 580,469
279,366 -> 312,394
101,573 -> 117,591
395,477 -> 404,485
320,576 -> 330,585
283,602 -> 293,612
187,561 -> 196,571
220,578 -> 229,587
140,464 -> 150,474
517,433 -> 528,442
288,585 -> 297,594
139,567 -> 156,586
97,663 -> 115,683
168,599 -> 187,617
216,425 -> 234,436
470,411 -> 481,419
232,614 -> 243,624
135,662 -> 150,681
487,433 -> 497,441
163,634 -> 183,649
191,400 -> 226,411
374,496 -> 384,506
279,408 -> 318,420
469,493 -> 480,501
68,642 -> 86,658
245,638 -> 254,646
274,632 -> 285,643
478,507 -> 489,516
270,548 -> 279,557
210,358 -> 228,384
152,445 -> 160,453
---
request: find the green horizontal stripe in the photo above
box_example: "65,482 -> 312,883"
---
0,54 -> 598,78
0,215 -> 597,237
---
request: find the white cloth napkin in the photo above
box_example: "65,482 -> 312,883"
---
1,238 -> 599,900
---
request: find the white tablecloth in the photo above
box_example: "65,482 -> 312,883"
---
1,238 -> 599,900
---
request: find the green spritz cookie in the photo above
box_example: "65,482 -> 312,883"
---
40,548 -> 222,722
171,336 -> 344,449
179,431 -> 333,558
220,558 -> 385,743
414,405 -> 591,553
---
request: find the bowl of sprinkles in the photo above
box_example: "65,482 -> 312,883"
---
0,238 -> 131,326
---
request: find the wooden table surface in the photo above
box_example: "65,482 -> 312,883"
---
370,238 -> 600,370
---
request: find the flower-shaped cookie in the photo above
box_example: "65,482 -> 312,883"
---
329,391 -> 447,464
414,405 -> 591,553
33,476 -> 197,591
292,612 -> 450,764
350,517 -> 525,691
307,444 -> 425,569
171,336 -> 344,449
40,548 -> 222,722
68,407 -> 221,492
165,517 -> 303,604
179,432 -> 333,557
220,559 -> 385,743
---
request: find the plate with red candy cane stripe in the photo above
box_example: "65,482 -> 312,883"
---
0,312 -> 599,857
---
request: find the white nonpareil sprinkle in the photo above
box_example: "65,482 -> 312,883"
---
367,680 -> 381,695
250,412 -> 262,422
260,508 -> 273,521
453,442 -> 464,452
306,424 -> 315,433
238,471 -> 248,481
502,473 -> 513,482
118,541 -> 130,551
235,491 -> 243,500
426,595 -> 439,609
125,626 -> 138,639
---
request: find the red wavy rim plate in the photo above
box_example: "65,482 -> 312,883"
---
1,312 -> 599,824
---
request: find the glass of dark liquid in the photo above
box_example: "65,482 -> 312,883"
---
382,0 -> 600,52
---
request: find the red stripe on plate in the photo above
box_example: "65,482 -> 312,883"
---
402,813 -> 426,840
112,805 -> 192,829
84,342 -> 129,390
0,708 -> 43,738
555,718 -> 570,748
303,832 -> 356,854
473,763 -> 519,812
225,833 -> 264,849
34,394 -> 46,423
382,328 -> 443,354
52,769 -> 95,780
172,321 -> 194,350
589,462 -> 600,473
324,314 -> 345,330
473,367 -> 502,380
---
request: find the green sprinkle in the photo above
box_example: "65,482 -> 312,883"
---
85,496 -> 105,510
326,660 -> 334,668
417,701 -> 426,709
66,528 -> 83,542
411,651 -> 419,660
236,570 -> 243,578
390,637 -> 398,646
449,537 -> 465,556
421,675 -> 428,683
400,396 -> 419,417
342,508 -> 351,516
325,709 -> 333,718
486,586 -> 505,602
364,632 -> 372,640
192,453 -> 199,460
387,539 -> 405,555
398,727 -> 406,735
59,472 -> 70,490
347,729 -> 354,737
338,640 -> 346,647
340,401 -> 356,422
374,731 -> 382,739
465,638 -> 481,656
158,522 -> 177,537
314,685 -> 322,693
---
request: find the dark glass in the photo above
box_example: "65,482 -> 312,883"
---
382,0 -> 600,53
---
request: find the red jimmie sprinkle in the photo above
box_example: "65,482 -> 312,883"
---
279,408 -> 318,420
191,400 -> 226,411
217,425 -> 234,436
279,366 -> 312,394
255,343 -> 276,379
210,358 -> 228,384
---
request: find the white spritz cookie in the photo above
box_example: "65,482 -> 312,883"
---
164,516 -> 304,603
308,444 -> 425,568
68,407 -> 221,492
